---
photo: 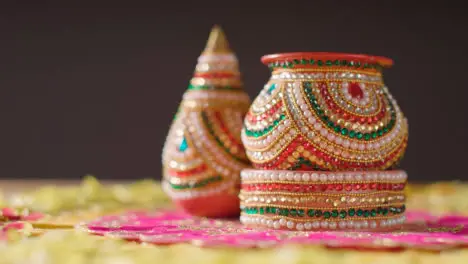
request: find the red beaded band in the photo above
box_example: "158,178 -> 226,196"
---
240,169 -> 406,231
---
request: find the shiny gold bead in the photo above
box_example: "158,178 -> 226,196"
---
303,151 -> 311,158
297,146 -> 305,152
292,151 -> 300,158
287,156 -> 295,163
340,197 -> 347,202
230,146 -> 238,154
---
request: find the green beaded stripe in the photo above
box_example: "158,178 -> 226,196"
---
303,82 -> 396,141
170,175 -> 222,190
188,84 -> 239,91
244,114 -> 286,137
289,157 -> 323,171
201,112 -> 249,164
242,205 -> 405,219
268,59 -> 383,71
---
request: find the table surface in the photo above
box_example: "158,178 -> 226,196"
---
0,179 -> 129,194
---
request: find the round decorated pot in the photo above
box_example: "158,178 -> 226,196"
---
241,52 -> 408,171
162,26 -> 251,217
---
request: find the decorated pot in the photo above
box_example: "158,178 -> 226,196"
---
162,26 -> 251,217
241,52 -> 408,171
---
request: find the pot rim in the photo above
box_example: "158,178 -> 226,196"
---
261,52 -> 393,67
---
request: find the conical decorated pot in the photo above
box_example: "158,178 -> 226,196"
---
162,26 -> 251,217
241,52 -> 408,171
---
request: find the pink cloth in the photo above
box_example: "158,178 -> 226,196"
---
82,210 -> 468,250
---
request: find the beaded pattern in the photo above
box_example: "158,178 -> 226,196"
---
239,169 -> 406,230
241,60 -> 408,171
267,58 -> 384,71
162,29 -> 251,201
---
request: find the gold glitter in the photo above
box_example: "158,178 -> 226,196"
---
292,151 -> 300,158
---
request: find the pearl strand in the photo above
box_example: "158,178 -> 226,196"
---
240,214 -> 405,230
241,169 -> 407,183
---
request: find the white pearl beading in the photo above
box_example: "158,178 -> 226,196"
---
271,71 -> 382,83
162,179 -> 236,200
245,129 -> 298,161
241,124 -> 293,150
166,158 -> 204,171
289,82 -> 407,153
340,82 -> 372,107
240,215 -> 405,230
162,114 -> 197,164
198,54 -> 237,63
190,112 -> 247,174
251,83 -> 282,113
240,169 -> 407,183
243,111 -> 285,132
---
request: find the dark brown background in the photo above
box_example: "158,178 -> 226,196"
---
0,3 -> 467,181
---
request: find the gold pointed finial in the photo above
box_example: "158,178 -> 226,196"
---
203,25 -> 231,54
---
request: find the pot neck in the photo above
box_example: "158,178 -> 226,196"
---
262,52 -> 392,75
